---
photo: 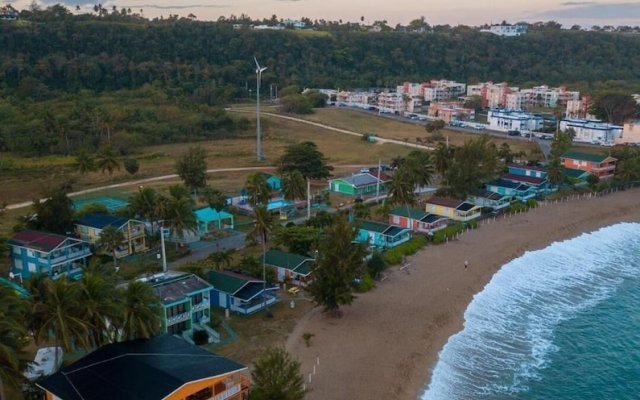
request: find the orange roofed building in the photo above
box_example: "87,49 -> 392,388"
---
560,151 -> 617,180
38,335 -> 250,400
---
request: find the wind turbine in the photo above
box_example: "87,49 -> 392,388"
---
255,57 -> 267,162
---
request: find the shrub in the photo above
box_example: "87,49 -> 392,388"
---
302,332 -> 315,347
355,273 -> 376,292
209,313 -> 223,329
431,224 -> 470,244
383,235 -> 428,265
526,199 -> 538,209
367,252 -> 387,278
193,329 -> 209,345
124,158 -> 140,174
508,202 -> 528,214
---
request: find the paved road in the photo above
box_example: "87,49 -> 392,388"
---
170,231 -> 247,269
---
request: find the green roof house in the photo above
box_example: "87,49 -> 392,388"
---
207,270 -> 278,315
263,249 -> 314,286
355,220 -> 412,249
328,170 -> 391,197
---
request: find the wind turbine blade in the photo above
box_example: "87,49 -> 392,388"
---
260,67 -> 268,73
254,57 -> 261,70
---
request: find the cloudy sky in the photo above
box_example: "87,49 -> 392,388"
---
9,0 -> 640,25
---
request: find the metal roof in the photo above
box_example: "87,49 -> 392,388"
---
8,231 -> 76,253
149,273 -> 212,305
561,151 -> 616,163
75,213 -> 130,229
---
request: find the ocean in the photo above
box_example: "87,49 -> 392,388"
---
421,222 -> 640,400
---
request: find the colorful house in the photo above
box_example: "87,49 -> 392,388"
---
75,213 -> 147,258
507,164 -> 547,179
208,270 -> 278,315
195,207 -> 235,235
7,231 -> 92,280
38,335 -> 250,400
264,249 -> 314,286
258,172 -> 282,191
425,197 -> 481,222
467,191 -> 511,211
388,207 -> 449,234
486,179 -> 537,202
561,151 -> 617,180
145,272 -> 217,341
328,170 -> 391,197
504,164 -> 556,195
563,167 -> 591,187
355,220 -> 412,249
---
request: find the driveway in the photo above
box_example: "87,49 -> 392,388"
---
170,231 -> 247,269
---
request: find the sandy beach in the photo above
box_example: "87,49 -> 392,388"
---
286,189 -> 640,400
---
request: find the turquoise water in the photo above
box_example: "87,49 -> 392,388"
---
267,199 -> 291,210
73,196 -> 128,212
422,223 -> 640,400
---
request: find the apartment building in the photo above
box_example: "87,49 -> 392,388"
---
619,120 -> 640,145
423,80 -> 467,102
467,82 -> 518,109
488,109 -> 544,132
480,24 -> 528,36
560,119 -> 623,145
336,90 -> 377,107
378,91 -> 406,113
565,97 -> 594,119
427,102 -> 475,123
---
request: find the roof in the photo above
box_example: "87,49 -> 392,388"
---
148,273 -> 212,305
389,207 -> 427,220
508,163 -> 546,172
264,249 -> 313,275
207,270 -> 260,295
426,197 -> 463,208
75,213 -> 130,229
502,173 -> 547,185
471,190 -> 509,201
456,202 -> 478,212
38,335 -> 246,400
563,167 -> 590,179
334,173 -> 378,188
359,220 -> 408,237
8,231 -> 72,253
561,151 -> 615,163
421,214 -> 448,224
194,207 -> 233,223
487,179 -> 531,191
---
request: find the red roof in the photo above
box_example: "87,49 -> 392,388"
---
426,197 -> 463,208
8,231 -> 68,252
502,174 -> 547,185
368,168 -> 392,182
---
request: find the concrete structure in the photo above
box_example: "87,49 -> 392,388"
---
388,207 -> 448,234
38,335 -> 250,400
336,90 -> 377,107
8,231 -> 92,280
355,220 -> 412,249
427,102 -> 475,123
195,207 -> 235,237
0,5 -> 19,20
481,24 -> 528,36
561,151 -> 617,180
565,97 -> 594,119
560,119 -> 623,145
467,82 -> 518,109
488,109 -> 544,132
424,197 -> 481,222
263,249 -> 314,286
423,80 -> 467,102
75,213 -> 147,258
618,120 -> 640,145
378,91 -> 406,114
505,86 -> 579,110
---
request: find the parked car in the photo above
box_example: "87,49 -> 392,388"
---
507,130 -> 520,136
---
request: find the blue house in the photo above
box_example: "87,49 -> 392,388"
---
507,164 -> 547,179
505,164 -> 555,195
258,172 -> 282,191
355,220 -> 412,250
486,179 -> 537,202
207,270 -> 278,315
467,191 -> 511,211
195,207 -> 235,234
8,231 -> 92,280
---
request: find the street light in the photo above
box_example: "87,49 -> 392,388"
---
254,57 -> 267,162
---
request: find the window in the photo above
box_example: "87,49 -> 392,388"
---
186,387 -> 213,400
166,302 -> 187,318
167,321 -> 188,335
192,293 -> 203,304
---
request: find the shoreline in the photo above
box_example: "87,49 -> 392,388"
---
286,189 -> 640,400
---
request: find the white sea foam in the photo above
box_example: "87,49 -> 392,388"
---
421,223 -> 640,400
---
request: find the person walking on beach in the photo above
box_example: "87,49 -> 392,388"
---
464,260 -> 468,269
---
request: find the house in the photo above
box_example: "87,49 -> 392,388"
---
257,172 -> 282,191
488,109 -> 544,133
506,86 -> 579,110
143,272 -> 217,341
264,249 -> 314,286
563,167 -> 591,187
208,270 -> 278,315
75,213 -> 147,258
561,151 -> 617,180
467,191 -> 512,211
0,5 -> 19,20
355,220 -> 412,249
427,102 -> 475,123
425,197 -> 481,222
486,179 -> 537,202
38,335 -> 250,400
388,207 -> 449,234
328,171 -> 391,197
560,119 -> 623,145
618,120 -> 640,145
467,82 -> 518,109
480,24 -> 528,36
508,164 -> 547,179
504,164 -> 555,195
196,207 -> 235,235
7,231 -> 92,280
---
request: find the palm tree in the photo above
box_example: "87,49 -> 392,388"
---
251,205 -> 273,313
156,187 -> 197,248
119,281 -> 162,341
404,150 -> 434,188
207,248 -> 235,270
95,146 -> 120,175
246,173 -> 272,207
281,170 -> 306,203
79,272 -> 122,347
388,166 -> 416,217
250,347 -> 305,400
128,187 -> 157,223
433,142 -> 453,178
29,279 -> 89,370
0,285 -> 29,400
74,149 -> 96,174
99,225 -> 125,269
199,186 -> 227,212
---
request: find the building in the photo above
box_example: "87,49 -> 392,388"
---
561,151 -> 617,180
264,249 -> 314,286
283,19 -> 306,29
467,191 -> 511,211
506,86 -> 580,110
257,172 -> 282,191
504,164 -> 556,195
488,109 -> 544,132
355,220 -> 412,249
397,82 -> 430,98
328,170 -> 391,197
195,207 -> 235,237
388,207 -> 449,234
565,97 -> 594,119
427,102 -> 475,123
144,272 -> 217,340
481,24 -> 528,36
75,213 -> 147,258
563,167 -> 591,187
7,231 -> 92,280
0,5 -> 19,20
424,197 -> 481,222
336,91 -> 377,107
467,82 -> 518,109
485,179 -> 537,202
617,120 -> 640,145
38,335 -> 250,400
560,119 -> 623,145
378,91 -> 406,114
208,270 -> 278,315
423,80 -> 467,102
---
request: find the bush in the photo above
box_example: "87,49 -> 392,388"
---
383,235 -> 428,265
279,94 -> 313,114
367,252 -> 387,278
526,199 -> 538,209
431,223 -> 476,245
124,158 -> 140,174
209,313 -> 223,329
193,329 -> 209,345
508,202 -> 529,214
355,273 -> 376,292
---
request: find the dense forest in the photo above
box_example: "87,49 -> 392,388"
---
2,5 -> 640,155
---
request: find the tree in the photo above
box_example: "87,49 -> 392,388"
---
119,281 -> 162,340
273,225 -> 321,255
586,173 -> 600,190
245,173 -> 272,207
425,119 -> 446,133
463,94 -> 484,112
589,93 -> 638,124
95,146 -> 120,175
279,95 -> 313,114
388,166 -> 416,216
366,252 -> 386,279
78,272 -> 121,346
99,225 -> 125,269
403,150 -> 434,188
251,347 -> 305,400
29,184 -> 75,234
156,188 -> 196,244
277,141 -> 333,219
444,136 -> 499,199
352,201 -> 371,220
303,90 -> 328,108
251,205 -> 274,311
74,149 -> 95,174
498,143 -> 514,163
0,285 -> 29,400
207,248 -> 235,270
128,187 -> 157,221
547,130 -> 573,185
124,158 -> 139,174
433,142 -> 454,177
199,186 -> 227,211
307,214 -> 366,316
281,170 -> 306,203
175,146 -> 208,196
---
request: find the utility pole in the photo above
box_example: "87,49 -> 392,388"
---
375,158 -> 381,203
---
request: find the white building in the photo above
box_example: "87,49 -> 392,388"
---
481,24 -> 528,37
336,91 -> 377,107
253,24 -> 285,30
633,94 -> 640,105
619,120 -> 640,145
378,92 -> 406,114
560,119 -> 623,145
565,98 -> 595,119
505,86 -> 580,110
423,80 -> 467,102
488,109 -> 544,132
283,19 -> 306,29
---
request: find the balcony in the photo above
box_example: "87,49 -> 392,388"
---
591,164 -> 616,172
128,227 -> 145,238
49,249 -> 92,265
192,299 -> 210,312
230,295 -> 277,315
167,311 -> 190,325
213,384 -> 240,400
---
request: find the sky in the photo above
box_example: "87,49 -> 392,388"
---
7,0 -> 640,26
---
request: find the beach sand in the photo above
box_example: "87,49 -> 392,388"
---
286,189 -> 640,400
